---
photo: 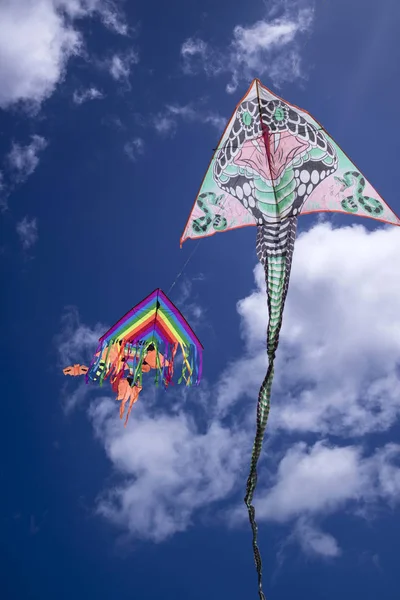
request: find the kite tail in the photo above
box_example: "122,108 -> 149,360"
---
244,216 -> 297,600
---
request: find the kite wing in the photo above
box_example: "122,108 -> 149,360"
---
87,288 -> 203,390
181,78 -> 400,246
181,78 -> 400,600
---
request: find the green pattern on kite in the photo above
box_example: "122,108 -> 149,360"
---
181,78 -> 400,600
335,171 -> 384,216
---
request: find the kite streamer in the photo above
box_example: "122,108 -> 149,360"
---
181,78 -> 400,599
87,288 -> 203,390
63,288 -> 203,425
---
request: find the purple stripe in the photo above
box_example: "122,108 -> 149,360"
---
123,322 -> 173,345
99,289 -> 203,351
158,290 -> 203,349
100,290 -> 158,341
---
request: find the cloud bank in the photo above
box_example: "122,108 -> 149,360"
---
59,222 -> 400,555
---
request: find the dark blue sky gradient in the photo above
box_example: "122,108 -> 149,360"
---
1,1 -> 400,599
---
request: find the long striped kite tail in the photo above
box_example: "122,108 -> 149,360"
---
244,216 -> 298,600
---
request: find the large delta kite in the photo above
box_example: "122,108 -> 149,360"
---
181,78 -> 400,600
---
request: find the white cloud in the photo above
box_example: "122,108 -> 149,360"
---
0,135 -> 47,207
108,51 -> 139,83
180,38 -> 213,76
228,438 -> 400,557
153,115 -> 176,136
8,135 -> 48,182
243,440 -> 400,555
73,86 -> 103,104
16,216 -> 38,249
0,0 -> 80,109
254,442 -> 368,522
293,518 -> 341,558
89,398 -> 247,541
59,222 -> 400,555
123,137 -> 144,161
181,37 -> 208,58
169,277 -> 204,318
55,306 -> 107,413
180,0 -> 314,91
56,0 -> 127,34
217,223 -> 400,438
153,103 -> 225,136
56,306 -> 106,367
79,0 -> 128,35
0,0 -> 127,110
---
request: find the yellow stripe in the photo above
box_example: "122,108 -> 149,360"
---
120,307 -> 157,338
113,306 -> 188,347
158,311 -> 186,346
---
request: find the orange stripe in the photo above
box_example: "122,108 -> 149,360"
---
124,312 -> 156,341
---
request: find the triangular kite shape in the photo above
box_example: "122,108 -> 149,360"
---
87,289 -> 203,389
181,79 -> 400,246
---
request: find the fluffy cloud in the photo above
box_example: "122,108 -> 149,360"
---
0,135 -> 47,207
56,306 -> 106,366
181,37 -> 208,60
7,135 -> 48,183
245,441 -> 400,556
108,51 -> 139,83
59,222 -> 400,554
218,223 -> 400,438
253,442 -> 400,522
0,0 -> 127,109
292,518 -> 341,558
56,306 -> 108,413
181,0 -> 314,91
89,398 -> 247,541
16,216 -> 38,249
73,86 -> 103,104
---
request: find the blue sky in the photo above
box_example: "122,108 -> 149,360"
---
1,0 -> 400,599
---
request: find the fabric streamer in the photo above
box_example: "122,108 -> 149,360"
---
180,78 -> 400,599
63,288 -> 203,425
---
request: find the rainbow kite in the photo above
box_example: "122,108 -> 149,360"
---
87,288 -> 203,390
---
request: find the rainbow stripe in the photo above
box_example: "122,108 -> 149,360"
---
88,289 -> 203,388
99,289 -> 203,350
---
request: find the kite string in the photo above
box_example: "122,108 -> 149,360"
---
166,240 -> 201,296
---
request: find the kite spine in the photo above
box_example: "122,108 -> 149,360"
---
245,216 -> 297,600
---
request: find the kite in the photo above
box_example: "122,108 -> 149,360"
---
180,78 -> 400,599
63,288 -> 203,426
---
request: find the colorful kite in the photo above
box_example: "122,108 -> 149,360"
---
63,288 -> 203,425
181,79 -> 400,599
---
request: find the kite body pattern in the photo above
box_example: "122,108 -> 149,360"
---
63,346 -> 164,425
63,289 -> 203,426
181,79 -> 400,599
